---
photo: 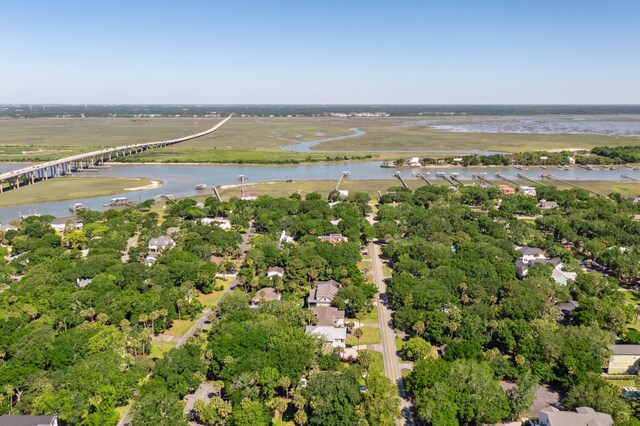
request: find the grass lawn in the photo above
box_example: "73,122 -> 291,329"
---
361,308 -> 379,324
197,278 -> 233,308
116,403 -> 131,422
0,177 -> 156,207
164,319 -> 197,337
369,350 -> 385,374
401,369 -> 412,378
604,378 -> 636,388
395,336 -> 406,351
347,326 -> 381,347
149,339 -> 177,358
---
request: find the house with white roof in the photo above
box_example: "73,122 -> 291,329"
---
518,185 -> 537,196
202,217 -> 231,230
267,267 -> 284,279
305,325 -> 346,349
408,157 -> 421,167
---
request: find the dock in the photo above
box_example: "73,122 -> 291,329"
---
517,173 -> 546,186
435,172 -> 456,186
413,172 -> 432,185
394,171 -> 409,189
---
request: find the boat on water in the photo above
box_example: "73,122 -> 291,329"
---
195,184 -> 207,190
70,203 -> 86,213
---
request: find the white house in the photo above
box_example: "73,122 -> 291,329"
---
518,186 -> 537,196
267,267 -> 284,279
148,236 -> 175,254
539,199 -> 559,209
279,230 -> 294,244
338,190 -> 349,197
305,325 -> 346,349
408,157 -> 422,167
51,217 -> 83,233
538,406 -> 612,426
516,246 -> 547,262
202,217 -> 231,230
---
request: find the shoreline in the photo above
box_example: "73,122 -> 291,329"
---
125,179 -> 162,191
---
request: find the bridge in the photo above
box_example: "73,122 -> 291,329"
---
0,115 -> 232,193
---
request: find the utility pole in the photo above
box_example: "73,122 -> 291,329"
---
238,175 -> 248,198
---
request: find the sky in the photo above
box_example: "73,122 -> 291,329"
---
1,0 -> 639,104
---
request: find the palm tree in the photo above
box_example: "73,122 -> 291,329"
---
138,314 -> 148,329
4,384 -> 14,415
353,328 -> 364,346
268,398 -> 288,426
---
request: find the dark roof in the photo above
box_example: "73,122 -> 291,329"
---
0,416 -> 58,426
312,306 -> 345,326
308,280 -> 341,305
517,246 -> 544,256
556,300 -> 579,312
532,257 -> 563,267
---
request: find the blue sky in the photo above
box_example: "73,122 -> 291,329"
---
1,0 -> 638,104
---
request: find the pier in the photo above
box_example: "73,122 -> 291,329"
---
517,173 -> 546,186
394,171 -> 409,189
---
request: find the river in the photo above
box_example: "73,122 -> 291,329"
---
0,162 -> 637,222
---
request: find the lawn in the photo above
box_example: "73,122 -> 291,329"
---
0,177 -> 155,207
164,319 -> 197,337
149,339 -> 177,358
346,326 -> 381,347
196,278 -> 233,308
369,350 -> 385,374
361,308 -> 379,325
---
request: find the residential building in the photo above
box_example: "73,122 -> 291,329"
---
311,306 -> 345,327
0,416 -> 59,426
76,278 -> 92,288
319,234 -> 348,244
338,189 -> 349,197
165,226 -> 180,236
537,406 -> 612,426
202,217 -> 231,230
517,246 -> 547,262
555,300 -> 579,320
250,287 -> 281,308
539,199 -> 559,209
518,185 -> 537,196
307,280 -> 341,307
607,344 -> 640,374
408,157 -> 421,167
567,156 -> 576,165
279,230 -> 294,244
267,267 -> 284,279
498,184 -> 515,195
305,325 -> 346,349
50,217 -> 83,233
148,236 -> 175,254
143,255 -> 157,266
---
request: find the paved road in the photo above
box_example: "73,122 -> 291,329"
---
370,241 -> 413,425
176,222 -> 254,348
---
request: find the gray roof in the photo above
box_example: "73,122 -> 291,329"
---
0,416 -> 58,426
251,287 -> 280,304
556,300 -> 579,312
533,257 -> 563,267
539,405 -> 613,426
51,216 -> 81,225
609,344 -> 640,356
517,246 -> 545,256
312,306 -> 345,326
308,280 -> 341,305
149,236 -> 175,247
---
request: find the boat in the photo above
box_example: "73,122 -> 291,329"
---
608,167 -> 616,171
104,197 -> 131,207
195,184 -> 207,190
69,203 -> 86,213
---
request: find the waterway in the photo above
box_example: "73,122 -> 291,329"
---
0,162 -> 638,222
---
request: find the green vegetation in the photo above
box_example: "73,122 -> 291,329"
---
346,326 -> 381,346
2,117 -> 638,164
0,177 -> 156,207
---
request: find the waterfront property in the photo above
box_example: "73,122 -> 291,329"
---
607,344 -> 640,374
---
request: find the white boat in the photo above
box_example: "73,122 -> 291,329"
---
195,184 -> 207,190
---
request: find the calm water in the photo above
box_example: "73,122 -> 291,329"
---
0,162 -> 638,222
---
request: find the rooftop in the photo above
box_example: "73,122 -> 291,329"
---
0,416 -> 58,426
311,306 -> 345,326
609,344 -> 640,356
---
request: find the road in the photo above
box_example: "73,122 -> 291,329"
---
176,221 -> 253,348
370,241 -> 413,425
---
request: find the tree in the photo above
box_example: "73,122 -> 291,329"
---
360,370 -> 400,426
231,399 -> 271,426
401,337 -> 431,361
353,328 -> 363,346
564,374 -> 633,423
268,397 -> 288,426
194,397 -> 233,426
507,370 -> 538,419
130,387 -> 187,426
303,370 -> 363,426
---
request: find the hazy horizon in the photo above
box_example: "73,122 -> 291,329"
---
2,0 -> 639,104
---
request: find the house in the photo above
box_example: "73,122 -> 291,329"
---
148,236 -> 175,254
518,185 -> 537,196
311,306 -> 345,327
250,287 -> 281,308
76,278 -> 92,288
408,157 -> 421,167
539,199 -> 559,209
305,325 -> 346,349
143,255 -> 157,266
307,280 -> 341,307
538,406 -> 612,426
165,226 -> 180,236
0,416 -> 59,426
517,246 -> 547,262
555,300 -> 579,320
202,217 -> 231,230
267,267 -> 284,279
550,267 -> 578,285
319,234 -> 348,244
607,344 -> 640,374
0,223 -> 18,232
50,217 -> 83,233
279,230 -> 294,244
338,190 -> 349,197
567,156 -> 576,165
498,184 -> 515,195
